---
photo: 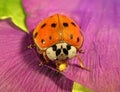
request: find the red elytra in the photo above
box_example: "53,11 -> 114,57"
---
33,14 -> 84,50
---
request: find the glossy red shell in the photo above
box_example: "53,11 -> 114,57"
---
33,14 -> 84,50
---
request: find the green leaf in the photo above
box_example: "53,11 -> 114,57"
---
72,82 -> 94,92
0,0 -> 28,32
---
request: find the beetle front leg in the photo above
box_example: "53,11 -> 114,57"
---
76,55 -> 90,71
78,49 -> 85,54
39,52 -> 49,66
27,44 -> 36,49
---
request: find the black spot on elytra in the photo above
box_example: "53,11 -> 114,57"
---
67,44 -> 71,50
34,32 -> 38,38
63,23 -> 68,27
56,49 -> 61,56
51,23 -> 57,28
61,45 -> 63,49
41,39 -> 45,44
52,45 -> 57,51
49,36 -> 52,40
41,23 -> 46,28
63,49 -> 68,55
77,37 -> 80,42
70,34 -> 73,39
71,22 -> 76,27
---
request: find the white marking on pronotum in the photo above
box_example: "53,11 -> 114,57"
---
46,42 -> 77,61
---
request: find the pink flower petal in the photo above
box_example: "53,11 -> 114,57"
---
23,0 -> 120,92
62,0 -> 120,91
0,20 -> 73,92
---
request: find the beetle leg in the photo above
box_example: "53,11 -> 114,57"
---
78,49 -> 85,54
27,44 -> 36,49
38,51 -> 49,66
43,52 -> 49,63
39,61 -> 46,66
76,55 -> 90,71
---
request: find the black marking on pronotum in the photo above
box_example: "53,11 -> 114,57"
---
61,45 -> 63,49
51,23 -> 57,28
56,49 -> 61,56
77,37 -> 80,42
41,23 -> 46,28
67,44 -> 71,50
70,34 -> 73,39
52,45 -> 57,51
34,32 -> 38,38
63,49 -> 68,55
63,22 -> 68,27
41,39 -> 45,44
71,22 -> 76,27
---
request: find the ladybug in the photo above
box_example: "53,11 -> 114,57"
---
32,14 -> 89,72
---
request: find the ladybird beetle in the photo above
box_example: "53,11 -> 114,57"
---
32,14 -> 89,72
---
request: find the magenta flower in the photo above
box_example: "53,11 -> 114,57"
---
0,0 -> 120,92
0,19 -> 73,92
